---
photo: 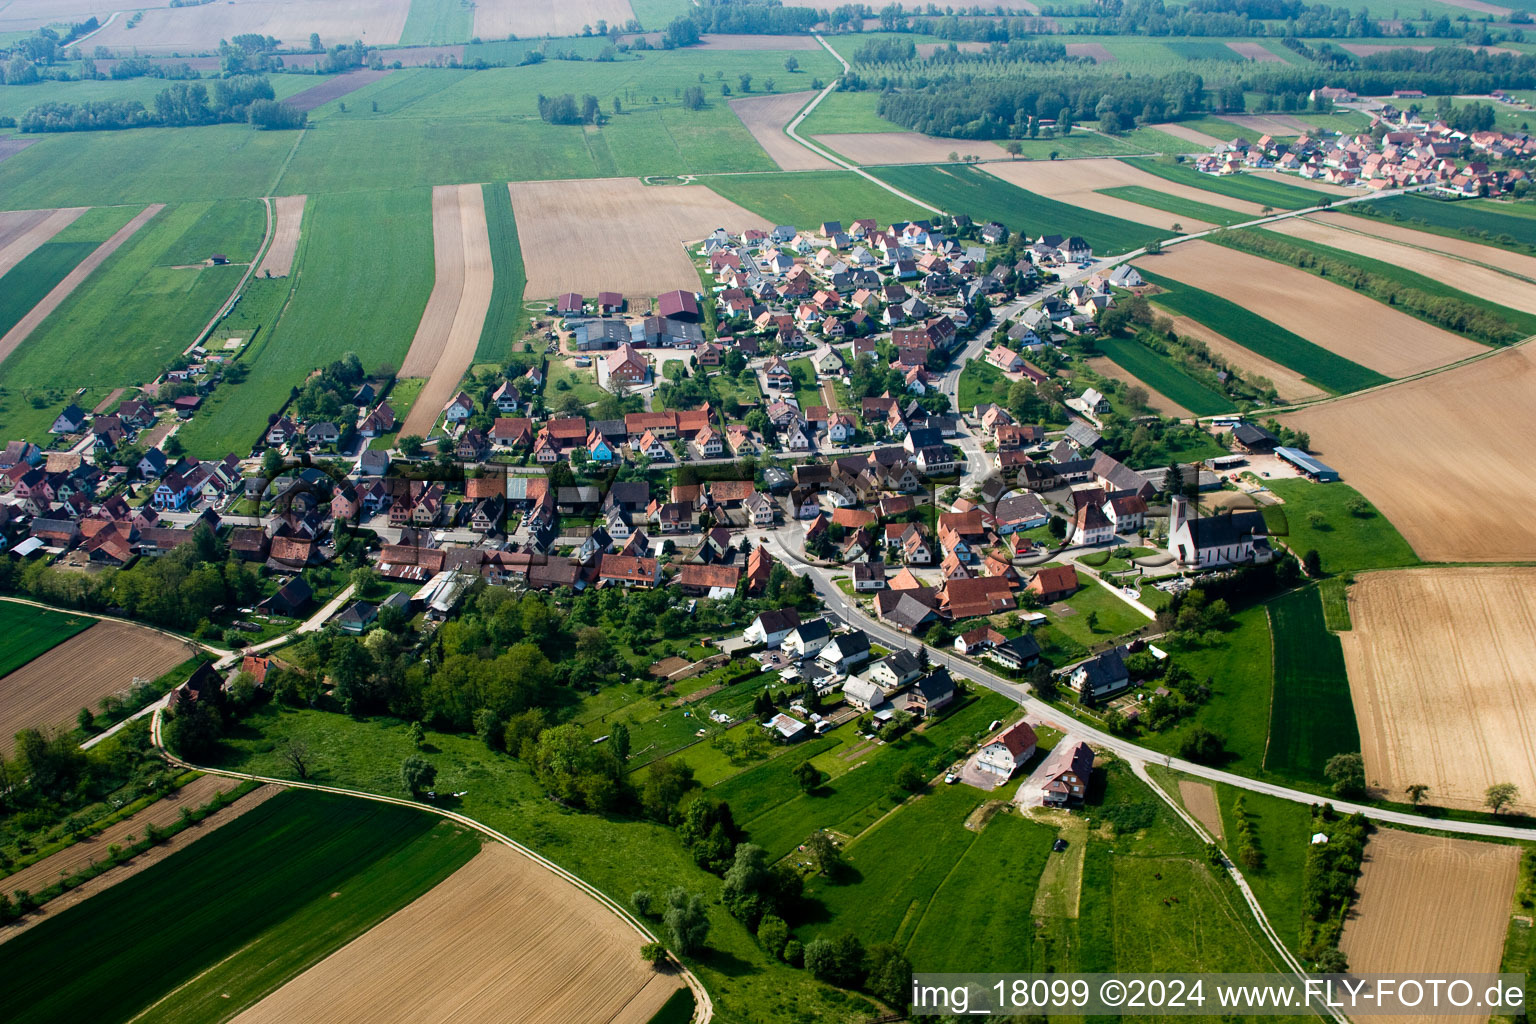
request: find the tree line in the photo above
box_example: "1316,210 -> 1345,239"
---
18,75 -> 306,132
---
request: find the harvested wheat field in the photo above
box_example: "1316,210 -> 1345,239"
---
1178,780 -> 1223,840
1151,241 -> 1483,377
1152,122 -> 1227,150
254,195 -> 306,279
1282,344 -> 1536,560
1086,356 -> 1193,418
1269,216 -> 1536,317
511,177 -> 769,299
1341,568 -> 1536,815
1341,829 -> 1517,1024
1226,41 -> 1283,61
0,774 -> 242,902
0,0 -> 112,34
985,158 -> 1261,226
1312,210 -> 1536,281
232,843 -> 681,1024
0,206 -> 86,279
731,92 -> 834,172
1158,312 -> 1325,402
0,619 -> 194,755
399,184 -> 494,439
0,203 -> 163,367
813,132 -> 1014,165
473,0 -> 635,41
89,0 -> 411,53
1063,41 -> 1114,62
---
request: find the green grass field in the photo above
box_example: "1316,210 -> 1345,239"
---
1096,185 -> 1251,227
703,169 -> 933,228
1123,157 -> 1328,211
1265,586 -> 1359,780
399,0 -> 474,44
957,357 -> 1011,412
1211,781 -> 1313,953
0,201 -> 265,438
1095,334 -> 1237,415
795,88 -> 903,135
1232,227 -> 1536,340
4,790 -> 480,1024
0,603 -> 95,678
178,189 -> 433,456
0,207 -> 139,340
1164,40 -> 1244,61
1043,575 -> 1150,648
873,163 -> 1172,255
1139,267 -> 1390,394
475,181 -> 528,363
1346,194 -> 1536,253
1260,478 -> 1420,574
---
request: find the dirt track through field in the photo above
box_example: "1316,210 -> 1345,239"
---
1341,568 -> 1536,814
510,177 -> 770,299
1267,216 -> 1536,317
814,131 -> 1014,166
0,207 -> 87,279
399,184 -> 494,439
0,775 -> 242,901
984,158 -> 1262,228
0,203 -> 162,369
1282,343 -> 1536,560
1340,828 -> 1517,1024
87,0 -> 411,54
1311,210 -> 1536,281
231,843 -> 681,1024
1149,241 -> 1484,377
0,618 -> 193,756
1086,356 -> 1194,418
1177,780 -> 1223,839
254,195 -> 306,279
731,92 -> 835,172
1155,311 -> 1325,402
473,0 -> 636,41
0,784 -> 282,944
1152,122 -> 1227,149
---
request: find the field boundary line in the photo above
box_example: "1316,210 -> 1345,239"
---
149,708 -> 714,1024
268,127 -> 307,198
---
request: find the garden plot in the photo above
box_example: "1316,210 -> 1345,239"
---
509,177 -> 769,298
730,91 -> 835,171
1281,343 -> 1536,561
1148,241 -> 1483,378
1341,567 -> 1536,814
231,844 -> 680,1024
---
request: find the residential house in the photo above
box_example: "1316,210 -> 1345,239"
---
744,608 -> 802,648
1040,741 -> 1094,807
907,668 -> 955,717
782,618 -> 832,659
1072,648 -> 1130,703
1028,564 -> 1079,603
817,630 -> 871,670
976,721 -> 1038,778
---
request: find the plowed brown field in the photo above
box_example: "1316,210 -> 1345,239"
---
1340,828 -> 1516,1024
1152,122 -> 1227,149
814,131 -> 1013,165
731,91 -> 834,172
1266,216 -> 1536,317
1063,42 -> 1114,61
1226,41 -> 1283,61
231,843 -> 681,1024
472,0 -> 636,40
1281,343 -> 1536,560
0,204 -> 163,367
254,195 -> 306,279
985,158 -> 1261,229
1149,241 -> 1484,377
399,184 -> 493,439
0,207 -> 86,279
1314,210 -> 1536,281
510,177 -> 770,298
1341,568 -> 1536,814
0,619 -> 193,754
1178,780 -> 1223,839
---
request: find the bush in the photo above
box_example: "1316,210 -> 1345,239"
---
805,934 -> 866,987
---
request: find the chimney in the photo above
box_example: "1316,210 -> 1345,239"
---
1170,495 -> 1188,534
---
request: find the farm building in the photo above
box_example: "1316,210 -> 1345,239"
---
1275,446 -> 1340,482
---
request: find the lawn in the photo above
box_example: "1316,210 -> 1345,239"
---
1094,333 -> 1237,415
1260,478 -> 1420,575
546,358 -> 608,408
1265,585 -> 1359,780
0,603 -> 95,678
702,169 -> 933,229
1212,781 -> 1314,954
0,200 -> 264,438
956,357 -> 1010,412
1043,573 -> 1151,648
475,180 -> 529,363
1122,157 -> 1328,211
177,190 -> 434,457
872,163 -> 1173,256
1096,185 -> 1252,227
3,790 -> 480,1024
1138,267 -> 1391,394
1345,193 -> 1536,254
796,88 -> 904,135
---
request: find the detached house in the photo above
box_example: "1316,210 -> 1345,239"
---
976,720 -> 1038,778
